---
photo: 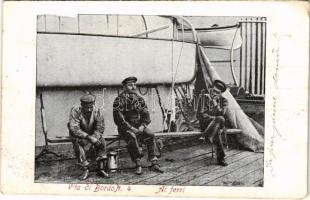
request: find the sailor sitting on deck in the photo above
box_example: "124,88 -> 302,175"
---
197,80 -> 229,166
68,94 -> 109,180
113,76 -> 164,175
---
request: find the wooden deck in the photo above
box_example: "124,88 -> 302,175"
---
35,143 -> 264,186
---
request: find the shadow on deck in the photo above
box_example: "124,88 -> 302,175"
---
35,143 -> 264,186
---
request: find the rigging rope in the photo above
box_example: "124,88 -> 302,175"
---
230,23 -> 241,86
141,15 -> 149,38
168,19 -> 185,133
155,86 -> 166,125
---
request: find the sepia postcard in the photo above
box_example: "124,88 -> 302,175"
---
0,1 -> 309,198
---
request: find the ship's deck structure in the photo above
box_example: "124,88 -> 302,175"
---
35,142 -> 263,186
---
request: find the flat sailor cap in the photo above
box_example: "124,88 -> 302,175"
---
213,80 -> 227,93
122,76 -> 137,85
80,94 -> 96,104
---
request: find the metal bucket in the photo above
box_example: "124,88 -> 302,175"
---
107,151 -> 118,172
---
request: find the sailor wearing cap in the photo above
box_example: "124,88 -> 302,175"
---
196,79 -> 229,166
68,94 -> 109,180
113,76 -> 163,175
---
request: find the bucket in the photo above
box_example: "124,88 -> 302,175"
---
107,151 -> 118,172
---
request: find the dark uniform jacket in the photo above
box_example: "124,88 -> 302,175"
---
68,106 -> 105,139
113,91 -> 151,132
196,93 -> 228,126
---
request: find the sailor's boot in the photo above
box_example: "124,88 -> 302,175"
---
97,159 -> 109,178
217,157 -> 228,166
134,159 -> 143,175
150,159 -> 164,173
79,167 -> 89,180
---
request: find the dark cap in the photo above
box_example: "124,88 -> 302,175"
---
213,80 -> 227,93
80,94 -> 96,104
122,76 -> 137,85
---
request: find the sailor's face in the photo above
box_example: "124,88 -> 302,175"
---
81,103 -> 94,114
124,82 -> 137,92
211,87 -> 221,98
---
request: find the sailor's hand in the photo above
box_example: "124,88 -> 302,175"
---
87,135 -> 99,144
214,105 -> 223,114
138,126 -> 145,133
131,127 -> 140,134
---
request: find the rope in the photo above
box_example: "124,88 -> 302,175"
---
171,16 -> 199,43
230,23 -> 240,86
173,88 -> 195,131
141,15 -> 148,38
155,87 -> 166,124
168,19 -> 185,133
172,20 -> 185,85
168,29 -> 175,133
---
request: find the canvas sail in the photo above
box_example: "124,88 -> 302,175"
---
197,45 -> 264,152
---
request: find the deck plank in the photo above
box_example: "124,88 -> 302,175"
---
36,143 -> 211,184
137,149 -> 245,185
185,152 -> 263,185
35,143 -> 264,186
206,158 -> 264,186
235,167 -> 264,186
162,150 -> 254,185
253,178 -> 264,186
128,146 -> 223,185
119,144 -> 214,184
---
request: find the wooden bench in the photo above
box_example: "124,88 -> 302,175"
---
153,129 -> 242,157
45,129 -> 242,144
35,134 -> 123,161
46,134 -> 120,144
36,129 -> 242,161
154,129 -> 242,138
36,93 -> 242,161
